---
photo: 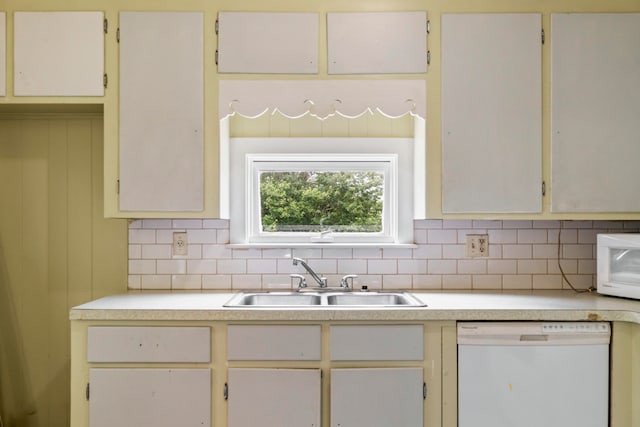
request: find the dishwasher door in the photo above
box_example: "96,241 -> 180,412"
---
457,322 -> 610,427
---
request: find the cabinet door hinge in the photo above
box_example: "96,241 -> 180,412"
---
427,50 -> 431,66
223,383 -> 228,400
86,383 -> 90,401
426,19 -> 431,34
215,19 -> 219,35
541,28 -> 545,45
117,179 -> 120,194
103,73 -> 108,89
103,18 -> 108,34
215,50 -> 219,66
116,27 -> 120,43
542,180 -> 546,196
423,382 -> 427,400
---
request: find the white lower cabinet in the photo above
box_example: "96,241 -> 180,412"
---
331,367 -> 424,427
89,368 -> 211,427
227,368 -> 321,427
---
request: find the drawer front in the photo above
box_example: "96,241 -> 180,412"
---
227,325 -> 321,360
330,325 -> 424,361
87,326 -> 210,363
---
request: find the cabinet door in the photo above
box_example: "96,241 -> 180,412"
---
119,12 -> 203,212
0,12 -> 5,96
551,13 -> 640,212
441,14 -> 542,213
14,12 -> 104,96
331,368 -> 423,427
228,368 -> 321,427
89,368 -> 210,427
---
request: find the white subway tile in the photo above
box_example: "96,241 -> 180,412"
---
129,229 -> 156,244
598,221 -> 624,230
368,260 -> 397,274
142,244 -> 172,259
323,248 -> 353,259
488,229 -> 517,244
303,259 -> 337,274
487,260 -> 517,274
218,259 -> 247,274
141,275 -> 171,290
562,244 -> 593,259
129,220 -> 143,229
428,259 -> 457,275
442,244 -> 465,259
203,244 -> 232,259
548,259 -> 577,275
382,275 -> 411,289
157,260 -> 186,274
186,245 -> 202,259
172,275 -> 202,290
623,220 -> 640,230
502,244 -> 532,259
518,229 -> 548,244
532,220 -> 561,229
142,219 -> 172,229
292,248 -> 322,259
421,220 -> 443,229
383,248 -> 413,259
247,259 -> 277,274
562,220 -> 593,229
457,230 -> 487,244
578,229 -> 599,244
488,244 -> 502,259
502,274 -> 532,289
338,259 -> 368,274
232,275 -> 262,290
128,244 -> 142,259
187,229 -> 216,244
412,275 -> 442,289
472,275 -> 502,290
503,220 -> 533,229
232,248 -> 262,259
203,275 -> 231,290
414,229 -> 428,244
442,220 -> 473,229
578,259 -> 596,275
263,275 -> 295,290
277,259 -> 299,274
413,244 -> 442,260
353,247 -> 382,259
517,260 -> 547,274
398,259 -> 427,274
533,275 -> 562,289
172,219 -> 203,229
472,220 -> 502,229
203,219 -> 229,229
128,275 -> 141,289
532,244 -> 558,259
216,228 -> 230,244
428,229 -> 458,244
156,230 -> 175,244
129,260 -> 156,275
562,275 -> 594,290
357,275 -> 383,290
443,275 -> 471,289
556,228 -> 578,244
458,259 -> 487,274
262,248 -> 292,259
187,259 -> 218,274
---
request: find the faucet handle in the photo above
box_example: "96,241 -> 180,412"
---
290,274 -> 307,288
340,274 -> 358,289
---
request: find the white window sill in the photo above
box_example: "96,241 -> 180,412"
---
227,243 -> 418,249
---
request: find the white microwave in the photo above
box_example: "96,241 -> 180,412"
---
597,233 -> 640,300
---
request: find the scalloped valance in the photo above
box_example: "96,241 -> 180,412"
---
219,80 -> 426,120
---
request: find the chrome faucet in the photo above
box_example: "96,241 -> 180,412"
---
292,257 -> 328,288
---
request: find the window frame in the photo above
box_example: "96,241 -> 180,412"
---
247,154 -> 397,244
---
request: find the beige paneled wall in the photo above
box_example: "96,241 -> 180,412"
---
0,114 -> 127,427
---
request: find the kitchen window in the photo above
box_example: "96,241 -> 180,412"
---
227,137 -> 417,246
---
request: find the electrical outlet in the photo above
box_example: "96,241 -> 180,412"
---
466,234 -> 489,257
173,232 -> 188,256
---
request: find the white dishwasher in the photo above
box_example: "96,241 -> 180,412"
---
458,322 -> 610,427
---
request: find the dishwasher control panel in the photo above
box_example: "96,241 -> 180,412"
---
542,322 -> 610,333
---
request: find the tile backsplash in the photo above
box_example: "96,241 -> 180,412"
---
128,219 -> 640,291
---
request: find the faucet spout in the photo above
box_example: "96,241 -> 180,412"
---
292,257 -> 328,288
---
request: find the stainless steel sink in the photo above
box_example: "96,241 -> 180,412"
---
223,292 -> 321,307
223,291 -> 425,307
326,292 -> 425,307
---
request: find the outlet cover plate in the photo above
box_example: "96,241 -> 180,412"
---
466,234 -> 488,257
173,232 -> 188,256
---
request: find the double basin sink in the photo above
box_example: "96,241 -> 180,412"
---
224,291 -> 426,308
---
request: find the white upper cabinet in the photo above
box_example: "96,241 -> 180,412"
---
119,12 -> 204,212
14,11 -> 104,96
0,12 -> 5,96
217,12 -> 318,74
441,13 -> 542,213
327,11 -> 428,74
551,13 -> 640,212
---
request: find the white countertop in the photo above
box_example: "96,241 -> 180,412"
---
69,290 -> 640,323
